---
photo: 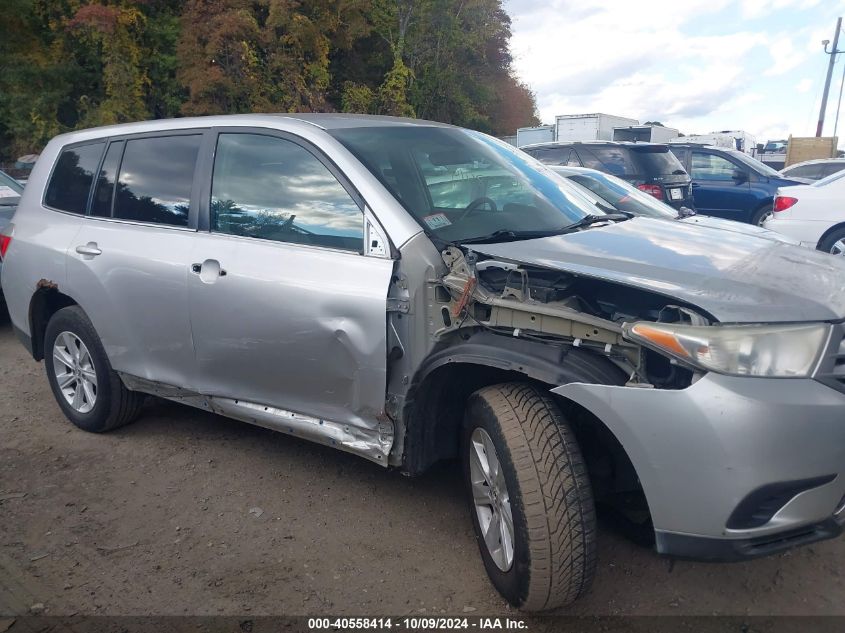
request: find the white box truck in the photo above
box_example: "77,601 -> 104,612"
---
612,125 -> 679,143
667,131 -> 756,154
516,125 -> 555,147
555,113 -> 639,142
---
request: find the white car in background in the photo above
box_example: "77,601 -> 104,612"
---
548,165 -> 798,243
764,169 -> 845,255
781,158 -> 845,183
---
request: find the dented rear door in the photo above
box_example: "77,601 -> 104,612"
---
187,130 -> 394,431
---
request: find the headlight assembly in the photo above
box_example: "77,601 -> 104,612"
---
623,321 -> 831,378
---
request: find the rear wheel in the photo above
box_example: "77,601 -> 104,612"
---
818,226 -> 845,256
44,306 -> 145,432
751,204 -> 773,226
462,383 -> 597,611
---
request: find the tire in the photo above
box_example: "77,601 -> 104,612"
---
751,204 -> 773,226
44,305 -> 144,432
818,226 -> 845,256
462,382 -> 597,611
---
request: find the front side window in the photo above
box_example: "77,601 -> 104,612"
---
113,135 -> 200,226
44,143 -> 105,214
331,126 -> 595,244
690,152 -> 739,181
210,133 -> 363,252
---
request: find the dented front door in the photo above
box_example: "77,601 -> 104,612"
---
187,130 -> 394,434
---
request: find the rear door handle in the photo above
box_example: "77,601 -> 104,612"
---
75,243 -> 102,257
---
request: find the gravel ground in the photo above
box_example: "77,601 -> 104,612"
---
1,312 -> 844,618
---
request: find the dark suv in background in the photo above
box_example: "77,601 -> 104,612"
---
522,141 -> 694,211
668,144 -> 803,225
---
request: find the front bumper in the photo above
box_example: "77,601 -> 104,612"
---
552,373 -> 845,560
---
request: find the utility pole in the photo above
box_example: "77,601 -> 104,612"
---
817,16 -> 843,137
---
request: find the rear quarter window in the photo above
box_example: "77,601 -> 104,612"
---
44,143 -> 105,214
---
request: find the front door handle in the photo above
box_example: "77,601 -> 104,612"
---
75,242 -> 102,257
191,259 -> 227,283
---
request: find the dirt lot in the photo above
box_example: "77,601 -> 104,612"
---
1,314 -> 844,619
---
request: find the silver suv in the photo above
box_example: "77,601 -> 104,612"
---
3,114 -> 845,611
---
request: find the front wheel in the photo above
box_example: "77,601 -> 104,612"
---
462,383 -> 597,611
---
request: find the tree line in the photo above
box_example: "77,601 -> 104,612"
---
0,0 -> 540,160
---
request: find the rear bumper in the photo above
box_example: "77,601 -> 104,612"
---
552,373 -> 845,560
762,216 -> 830,248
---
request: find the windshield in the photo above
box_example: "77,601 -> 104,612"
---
729,151 -> 783,178
563,170 -> 676,219
330,126 -> 597,242
0,170 -> 23,206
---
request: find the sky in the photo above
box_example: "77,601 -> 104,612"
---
504,0 -> 845,144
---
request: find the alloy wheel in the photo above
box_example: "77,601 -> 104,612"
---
830,239 -> 845,256
53,331 -> 98,414
469,427 -> 515,572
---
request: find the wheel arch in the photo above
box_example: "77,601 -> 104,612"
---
816,221 -> 845,252
399,330 -> 631,476
28,285 -> 79,361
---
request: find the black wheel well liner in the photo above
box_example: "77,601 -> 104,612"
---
28,286 -> 78,361
399,329 -> 628,476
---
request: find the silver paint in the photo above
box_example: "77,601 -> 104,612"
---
553,374 -> 845,540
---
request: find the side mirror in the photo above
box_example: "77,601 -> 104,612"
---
732,169 -> 748,183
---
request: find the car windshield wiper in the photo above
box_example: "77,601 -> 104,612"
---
458,228 -> 570,245
560,212 -> 631,232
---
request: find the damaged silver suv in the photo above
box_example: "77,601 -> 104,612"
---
3,114 -> 845,611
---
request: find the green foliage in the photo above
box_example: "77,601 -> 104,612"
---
341,82 -> 375,113
0,0 -> 539,160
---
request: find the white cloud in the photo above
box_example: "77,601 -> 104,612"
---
505,0 -> 845,141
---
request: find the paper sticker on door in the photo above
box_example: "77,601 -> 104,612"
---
423,213 -> 452,229
669,188 -> 683,200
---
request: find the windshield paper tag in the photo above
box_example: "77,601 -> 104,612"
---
0,187 -> 17,198
423,213 -> 452,229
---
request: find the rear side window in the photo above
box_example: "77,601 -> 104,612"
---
44,143 -> 105,213
113,135 -> 200,226
91,141 -> 124,217
580,147 -> 635,175
628,147 -> 686,175
526,147 -> 574,166
822,163 -> 845,178
210,133 -> 363,252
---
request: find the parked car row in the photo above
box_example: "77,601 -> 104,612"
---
1,114 -> 845,613
523,140 -> 804,226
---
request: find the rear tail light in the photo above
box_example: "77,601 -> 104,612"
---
637,184 -> 663,200
0,234 -> 10,260
773,196 -> 798,212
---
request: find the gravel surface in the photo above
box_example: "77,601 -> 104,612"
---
1,313 -> 844,617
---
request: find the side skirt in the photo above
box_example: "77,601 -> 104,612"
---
118,373 -> 392,466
